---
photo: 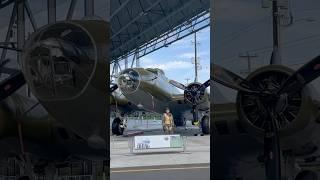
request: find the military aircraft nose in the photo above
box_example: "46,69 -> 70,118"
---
117,69 -> 140,94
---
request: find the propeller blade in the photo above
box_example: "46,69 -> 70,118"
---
212,64 -> 260,93
278,55 -> 320,95
199,79 -> 210,91
169,80 -> 186,90
110,84 -> 118,93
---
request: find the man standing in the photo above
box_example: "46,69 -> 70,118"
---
162,107 -> 174,134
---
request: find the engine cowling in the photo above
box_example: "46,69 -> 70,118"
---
237,65 -> 319,151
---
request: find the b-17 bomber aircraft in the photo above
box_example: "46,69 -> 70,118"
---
110,67 -> 210,135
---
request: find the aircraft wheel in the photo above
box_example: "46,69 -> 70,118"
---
112,118 -> 124,135
201,115 -> 210,134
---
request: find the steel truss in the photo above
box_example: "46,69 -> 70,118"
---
110,0 -> 210,63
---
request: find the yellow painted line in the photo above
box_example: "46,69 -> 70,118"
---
111,166 -> 210,173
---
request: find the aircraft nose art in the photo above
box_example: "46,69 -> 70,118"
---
22,20 -> 109,149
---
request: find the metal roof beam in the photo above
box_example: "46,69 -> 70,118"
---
111,0 -> 163,39
24,0 -> 37,30
112,11 -> 210,62
66,0 -> 77,20
0,0 -> 14,9
111,0 -> 196,56
0,2 -> 16,63
84,0 -> 94,17
47,0 -> 56,24
110,0 -> 130,19
17,0 -> 25,65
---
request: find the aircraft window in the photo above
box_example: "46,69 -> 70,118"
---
214,120 -> 230,135
146,68 -> 158,74
146,68 -> 165,75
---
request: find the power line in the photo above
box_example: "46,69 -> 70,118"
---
216,33 -> 320,64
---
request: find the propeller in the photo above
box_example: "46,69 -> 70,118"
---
212,53 -> 320,180
212,63 -> 281,179
169,79 -> 210,126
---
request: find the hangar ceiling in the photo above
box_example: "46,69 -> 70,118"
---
0,0 -> 210,64
110,0 -> 210,63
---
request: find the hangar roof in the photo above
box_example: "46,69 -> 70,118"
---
0,0 -> 210,63
110,0 -> 210,62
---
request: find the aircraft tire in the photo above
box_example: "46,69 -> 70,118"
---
112,118 -> 124,135
201,115 -> 210,134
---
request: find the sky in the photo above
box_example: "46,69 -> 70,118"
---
213,0 -> 320,103
114,26 -> 210,85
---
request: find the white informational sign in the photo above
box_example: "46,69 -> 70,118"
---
134,134 -> 184,150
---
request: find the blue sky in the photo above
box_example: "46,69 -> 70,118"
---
114,26 -> 210,85
140,27 -> 210,85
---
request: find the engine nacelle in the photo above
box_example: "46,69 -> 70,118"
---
237,65 -> 319,154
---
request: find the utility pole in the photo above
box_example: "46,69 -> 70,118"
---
239,51 -> 258,74
262,0 -> 288,65
185,78 -> 190,85
191,32 -> 200,82
270,0 -> 281,64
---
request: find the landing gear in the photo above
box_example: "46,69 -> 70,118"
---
112,117 -> 125,135
201,115 -> 210,134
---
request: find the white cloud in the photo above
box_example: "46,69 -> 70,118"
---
142,60 -> 193,71
178,51 -> 209,58
179,52 -> 195,59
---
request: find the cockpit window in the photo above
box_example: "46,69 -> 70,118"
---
24,23 -> 96,101
146,68 -> 165,75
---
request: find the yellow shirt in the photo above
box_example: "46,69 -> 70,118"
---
163,113 -> 173,125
